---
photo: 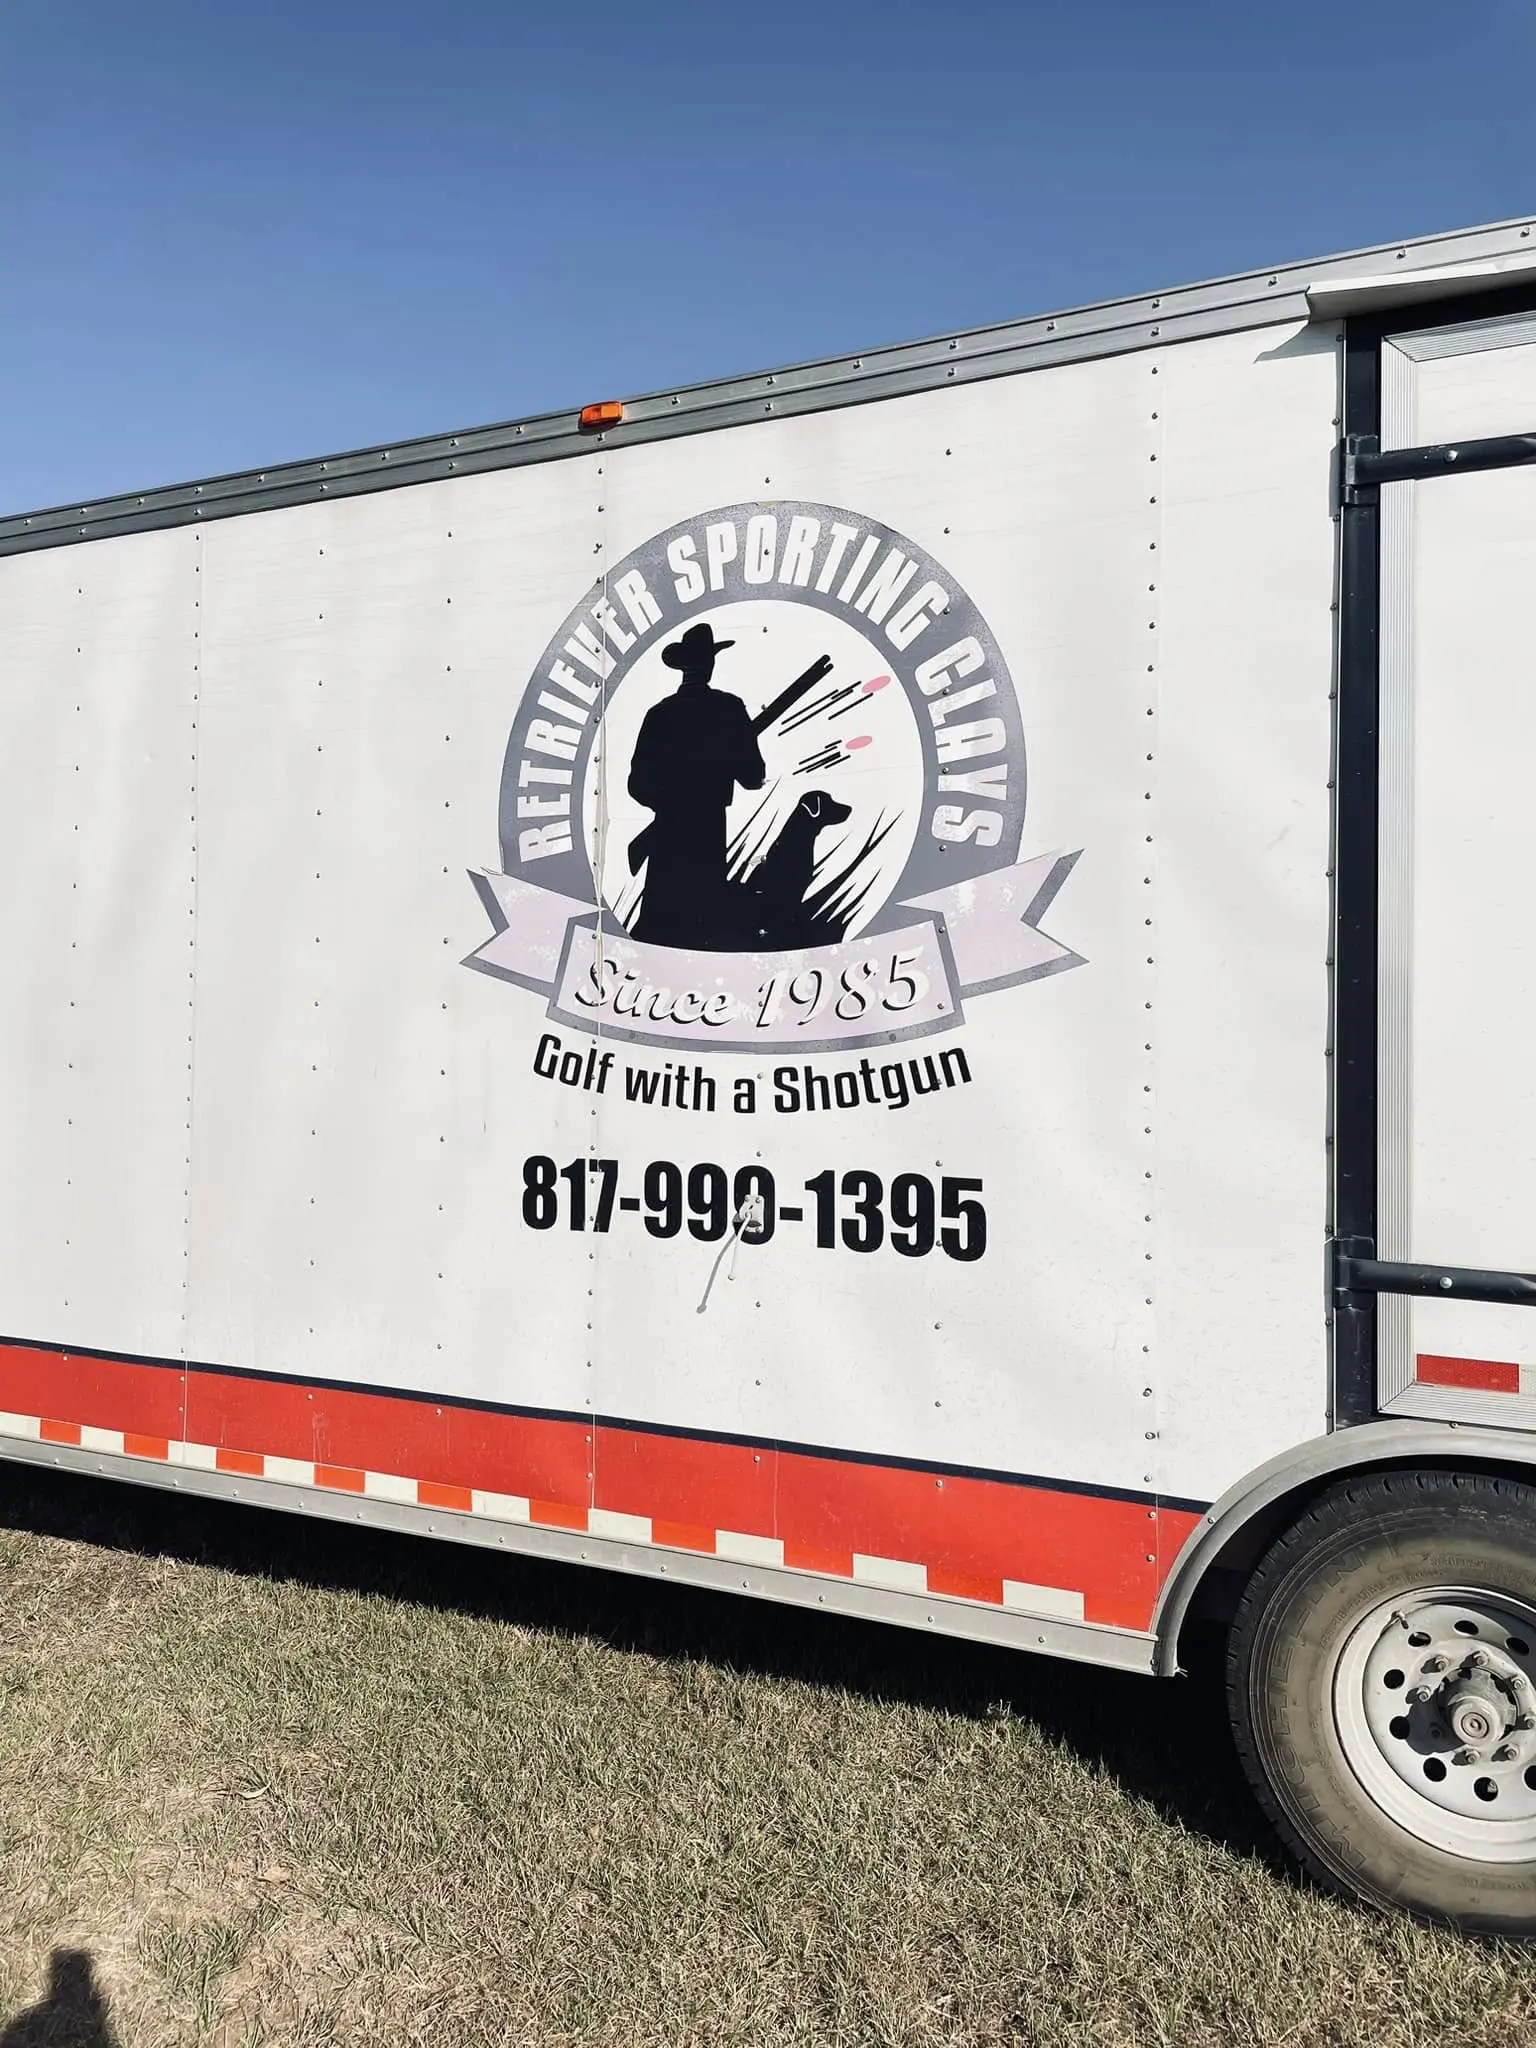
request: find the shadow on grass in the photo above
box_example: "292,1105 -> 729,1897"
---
0,1950 -> 120,2048
0,1462 -> 1282,1877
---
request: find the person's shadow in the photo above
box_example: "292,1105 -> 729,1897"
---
0,1952 -> 119,2048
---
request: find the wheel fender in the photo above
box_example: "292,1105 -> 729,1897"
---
1154,1419 -> 1536,1675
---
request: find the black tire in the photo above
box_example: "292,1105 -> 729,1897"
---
1228,1467 -> 1536,1936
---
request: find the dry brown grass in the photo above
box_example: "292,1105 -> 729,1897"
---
3,1466 -> 1536,2046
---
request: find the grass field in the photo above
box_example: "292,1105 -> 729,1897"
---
3,1468 -> 1536,2046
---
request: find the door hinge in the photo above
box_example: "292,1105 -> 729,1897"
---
1341,434 -> 1380,505
1330,1234 -> 1375,1304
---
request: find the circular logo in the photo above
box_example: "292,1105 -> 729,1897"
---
501,500 -> 1024,937
472,501 -> 1076,1054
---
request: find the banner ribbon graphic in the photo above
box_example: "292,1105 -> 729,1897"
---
467,852 -> 1082,1054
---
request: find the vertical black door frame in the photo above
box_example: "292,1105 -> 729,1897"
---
1330,282 -> 1536,1430
1331,321 -> 1381,1427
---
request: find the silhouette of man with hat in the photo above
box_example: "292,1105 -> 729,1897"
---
628,620 -> 765,949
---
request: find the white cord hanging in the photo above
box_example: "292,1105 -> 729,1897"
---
696,1193 -> 765,1314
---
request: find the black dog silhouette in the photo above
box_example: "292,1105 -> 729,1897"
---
746,790 -> 853,945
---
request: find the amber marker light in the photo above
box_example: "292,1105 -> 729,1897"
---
579,400 -> 625,430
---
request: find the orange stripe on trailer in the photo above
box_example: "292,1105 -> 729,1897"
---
0,1347 -> 184,1440
216,1448 -> 265,1477
123,1433 -> 169,1460
774,1444 -> 1174,1630
418,1480 -> 473,1512
315,1463 -> 366,1494
926,1566 -> 1005,1605
595,1423 -> 774,1537
0,1337 -> 1202,1630
530,1499 -> 588,1531
651,1519 -> 715,1554
1417,1353 -> 1521,1394
783,1539 -> 855,1577
186,1365 -> 592,1514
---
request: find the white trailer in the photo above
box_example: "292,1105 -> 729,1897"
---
7,217 -> 1536,1931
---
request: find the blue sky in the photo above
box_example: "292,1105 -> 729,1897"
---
1,1 -> 1531,510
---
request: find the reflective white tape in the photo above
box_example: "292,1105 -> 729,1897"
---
715,1529 -> 785,1568
170,1440 -> 220,1470
852,1552 -> 928,1593
263,1456 -> 315,1487
363,1470 -> 419,1505
589,1507 -> 652,1542
471,1488 -> 532,1523
1001,1580 -> 1086,1621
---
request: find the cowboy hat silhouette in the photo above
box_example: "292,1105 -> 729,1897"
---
662,622 -> 735,671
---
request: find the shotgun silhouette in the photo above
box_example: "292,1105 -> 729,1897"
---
626,654 -> 833,876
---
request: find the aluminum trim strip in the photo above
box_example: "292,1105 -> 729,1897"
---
4,218 -> 1536,556
1306,253 -> 1536,317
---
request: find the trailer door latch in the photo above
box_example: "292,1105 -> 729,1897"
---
1336,1249 -> 1536,1308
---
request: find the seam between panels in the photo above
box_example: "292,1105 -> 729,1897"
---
1146,350 -> 1167,1579
181,527 -> 205,1430
590,468 -> 612,1459
61,572 -> 85,1334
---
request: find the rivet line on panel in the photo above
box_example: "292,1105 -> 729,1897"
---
181,531 -> 205,1355
586,470 -> 619,1430
436,532 -> 460,1339
1143,355 -> 1163,1542
306,537 -> 333,1343
64,580 -> 85,1310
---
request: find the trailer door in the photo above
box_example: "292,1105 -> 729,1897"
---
1365,304 -> 1536,1420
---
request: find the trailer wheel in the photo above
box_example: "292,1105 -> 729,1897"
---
1228,1468 -> 1536,1934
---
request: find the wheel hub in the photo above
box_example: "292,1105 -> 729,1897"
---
1334,1588 -> 1536,1860
1442,1664 -> 1516,1750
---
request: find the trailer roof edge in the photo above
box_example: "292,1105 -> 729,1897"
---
1306,251 -> 1536,316
5,215 -> 1536,556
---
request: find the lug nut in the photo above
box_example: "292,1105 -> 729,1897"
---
1494,1745 -> 1519,1763
1408,1685 -> 1435,1704
1454,1748 -> 1481,1766
1423,1655 -> 1448,1674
